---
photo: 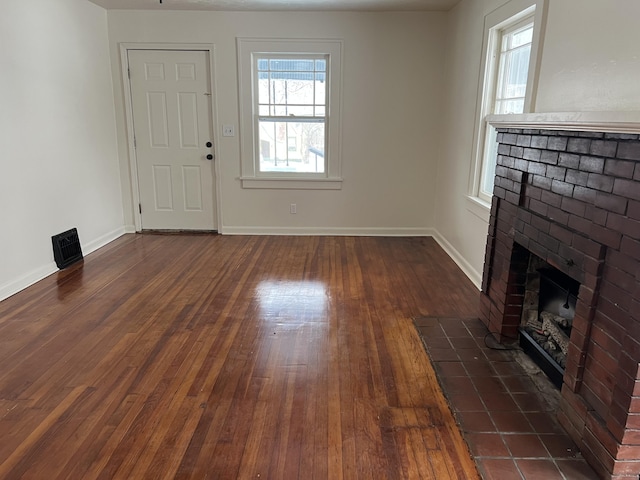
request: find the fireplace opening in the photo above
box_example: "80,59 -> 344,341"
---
518,253 -> 580,389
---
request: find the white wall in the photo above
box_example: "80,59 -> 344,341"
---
107,10 -> 446,235
435,0 -> 640,287
0,0 -> 123,300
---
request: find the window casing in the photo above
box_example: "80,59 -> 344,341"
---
468,0 -> 546,209
237,39 -> 343,189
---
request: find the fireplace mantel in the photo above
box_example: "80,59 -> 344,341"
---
487,111 -> 640,134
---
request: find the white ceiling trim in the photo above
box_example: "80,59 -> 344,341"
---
87,0 -> 461,12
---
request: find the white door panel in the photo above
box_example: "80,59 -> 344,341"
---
129,49 -> 216,230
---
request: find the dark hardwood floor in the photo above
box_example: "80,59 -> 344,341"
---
0,234 -> 480,479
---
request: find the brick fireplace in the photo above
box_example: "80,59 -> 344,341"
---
479,116 -> 640,479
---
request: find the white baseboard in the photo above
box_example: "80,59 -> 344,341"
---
0,263 -> 59,302
432,229 -> 482,290
82,226 -> 127,256
0,226 -> 128,303
220,226 -> 436,237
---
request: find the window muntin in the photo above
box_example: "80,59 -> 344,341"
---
255,56 -> 327,174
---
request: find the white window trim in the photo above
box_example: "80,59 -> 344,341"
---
237,38 -> 343,190
467,0 -> 547,215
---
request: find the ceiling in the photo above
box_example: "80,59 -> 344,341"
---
87,0 -> 461,12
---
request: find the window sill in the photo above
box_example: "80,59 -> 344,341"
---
240,177 -> 343,190
466,195 -> 491,222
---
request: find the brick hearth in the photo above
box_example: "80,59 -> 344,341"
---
480,126 -> 640,479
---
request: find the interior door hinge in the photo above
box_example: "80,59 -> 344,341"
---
139,203 -> 142,214
133,136 -> 137,148
128,68 -> 131,79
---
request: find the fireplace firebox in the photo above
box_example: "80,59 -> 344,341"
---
518,252 -> 580,388
479,122 -> 640,479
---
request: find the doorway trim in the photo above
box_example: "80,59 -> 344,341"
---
119,43 -> 222,232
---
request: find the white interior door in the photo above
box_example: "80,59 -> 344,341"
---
128,49 -> 216,230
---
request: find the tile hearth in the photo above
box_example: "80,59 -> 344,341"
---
415,316 -> 599,480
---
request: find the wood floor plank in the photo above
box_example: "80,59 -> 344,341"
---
0,234 -> 480,479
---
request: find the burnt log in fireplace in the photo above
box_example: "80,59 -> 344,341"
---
519,261 -> 579,388
479,121 -> 640,479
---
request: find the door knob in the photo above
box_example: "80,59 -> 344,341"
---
206,154 -> 213,160
206,141 -> 212,148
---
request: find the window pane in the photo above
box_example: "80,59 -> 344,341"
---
286,75 -> 315,105
258,120 -> 325,173
481,125 -> 499,196
258,77 -> 270,104
285,105 -> 315,116
506,45 -> 531,99
494,24 -> 532,115
512,26 -> 533,48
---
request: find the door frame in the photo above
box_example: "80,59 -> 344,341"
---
119,43 -> 222,232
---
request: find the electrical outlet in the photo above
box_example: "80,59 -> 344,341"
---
290,204 -> 297,214
222,125 -> 235,137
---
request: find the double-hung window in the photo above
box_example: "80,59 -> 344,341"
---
469,0 -> 546,210
256,56 -> 327,174
238,39 -> 343,189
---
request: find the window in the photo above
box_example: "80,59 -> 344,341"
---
256,56 -> 327,174
237,39 -> 343,189
469,0 -> 546,209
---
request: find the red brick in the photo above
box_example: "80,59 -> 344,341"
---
591,323 -> 621,353
628,201 -> 640,220
590,223 -> 622,249
580,155 -> 606,173
593,311 -> 626,347
572,233 -> 606,259
567,137 -> 591,154
603,264 -> 636,294
612,459 -> 640,476
574,185 -> 597,202
532,174 -> 552,190
600,279 -> 633,312
501,132 -> 518,145
572,311 -> 592,337
582,255 -> 604,276
587,173 -> 615,192
540,189 -> 562,207
562,196 -> 588,216
549,223 -> 573,245
619,431 -> 640,449
548,135 -> 569,151
617,142 -> 640,161
581,376 -> 611,419
547,206 -> 570,226
559,152 -> 581,169
590,139 -> 619,157
607,250 -> 638,277
617,444 -> 640,460
620,236 -> 640,259
614,178 -> 640,201
605,159 -> 636,178
566,168 -> 589,186
590,206 -> 609,226
547,165 -> 568,180
586,410 -> 623,459
595,192 -> 629,215
529,198 -> 549,216
540,149 -> 559,164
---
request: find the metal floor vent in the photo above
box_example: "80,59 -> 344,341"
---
52,228 -> 83,269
